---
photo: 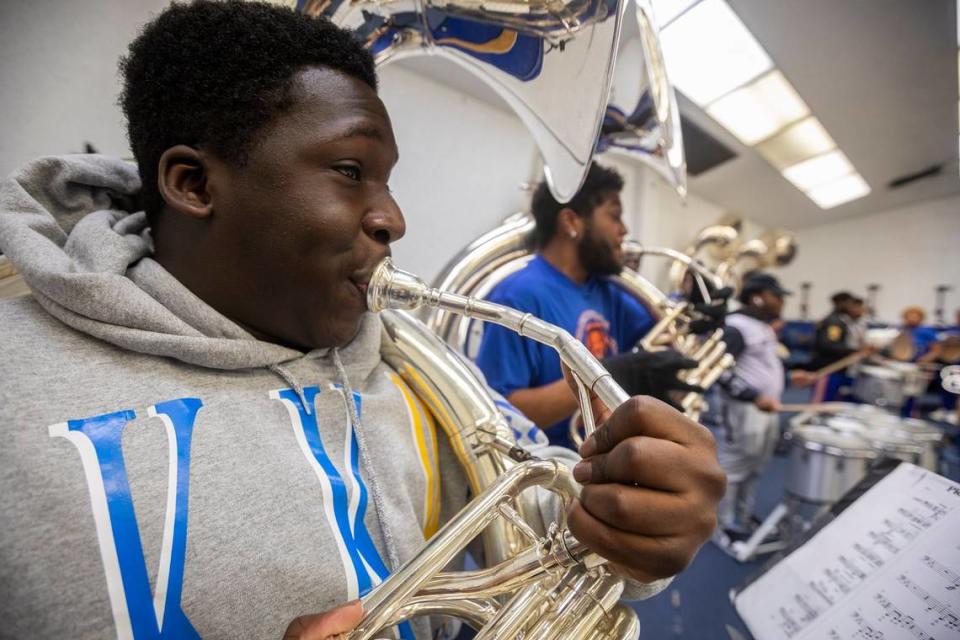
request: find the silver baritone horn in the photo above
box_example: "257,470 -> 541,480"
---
354,257 -> 644,639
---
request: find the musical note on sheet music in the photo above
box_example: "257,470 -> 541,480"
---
898,573 -> 960,633
922,554 -> 960,592
735,465 -> 960,640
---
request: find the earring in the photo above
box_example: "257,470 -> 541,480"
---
570,231 -> 578,239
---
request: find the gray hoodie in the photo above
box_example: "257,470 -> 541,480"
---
0,155 -> 664,639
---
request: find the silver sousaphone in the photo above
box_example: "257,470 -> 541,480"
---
292,0 -> 685,202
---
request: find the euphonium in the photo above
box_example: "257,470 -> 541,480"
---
667,220 -> 742,292
668,221 -> 798,293
426,212 -> 733,421
714,229 -> 798,288
363,258 -> 643,639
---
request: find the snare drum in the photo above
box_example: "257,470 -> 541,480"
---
853,363 -> 932,408
886,361 -> 931,397
863,426 -> 928,468
853,365 -> 905,408
866,418 -> 941,471
786,426 -> 877,504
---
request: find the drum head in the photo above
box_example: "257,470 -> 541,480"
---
889,332 -> 915,361
824,416 -> 866,434
791,425 -> 875,457
858,365 -> 900,380
864,425 -> 925,451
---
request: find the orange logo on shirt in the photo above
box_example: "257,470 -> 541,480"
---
575,310 -> 617,358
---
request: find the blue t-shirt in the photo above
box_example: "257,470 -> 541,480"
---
474,255 -> 654,449
909,326 -> 939,359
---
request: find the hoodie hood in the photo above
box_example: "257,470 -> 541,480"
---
0,154 -> 382,374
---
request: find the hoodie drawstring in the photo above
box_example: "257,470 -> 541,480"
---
267,352 -> 404,574
268,363 -> 313,415
332,347 -> 403,573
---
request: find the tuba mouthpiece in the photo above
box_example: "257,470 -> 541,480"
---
367,257 -> 432,313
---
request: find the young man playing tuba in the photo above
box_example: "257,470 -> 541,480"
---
0,2 -> 724,638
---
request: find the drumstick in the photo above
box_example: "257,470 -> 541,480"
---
809,349 -> 874,379
777,402 -> 850,413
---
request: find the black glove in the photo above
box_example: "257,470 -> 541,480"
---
687,284 -> 733,335
602,349 -> 703,409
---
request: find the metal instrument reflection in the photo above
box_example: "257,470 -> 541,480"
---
293,0 -> 685,201
669,219 -> 797,293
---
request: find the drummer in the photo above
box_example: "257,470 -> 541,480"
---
919,309 -> 960,413
810,292 -> 870,402
892,306 -> 938,361
706,272 -> 791,540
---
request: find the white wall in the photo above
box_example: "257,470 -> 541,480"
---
776,195 -> 960,324
378,65 -> 538,283
0,0 -> 171,176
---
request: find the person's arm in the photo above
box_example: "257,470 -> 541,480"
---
717,326 -> 757,401
474,295 -> 549,420
284,600 -> 362,640
506,379 -> 578,428
717,326 -> 779,410
815,319 -> 855,360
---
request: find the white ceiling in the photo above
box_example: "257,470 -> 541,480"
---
396,0 -> 960,229
686,0 -> 960,228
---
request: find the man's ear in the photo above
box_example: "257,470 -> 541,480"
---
558,207 -> 584,240
157,145 -> 213,219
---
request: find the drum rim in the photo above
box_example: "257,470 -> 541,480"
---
788,429 -> 878,458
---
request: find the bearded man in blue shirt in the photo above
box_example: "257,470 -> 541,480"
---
476,163 -> 701,449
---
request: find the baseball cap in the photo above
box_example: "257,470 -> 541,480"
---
741,272 -> 791,298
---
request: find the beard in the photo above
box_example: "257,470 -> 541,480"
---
577,229 -> 622,277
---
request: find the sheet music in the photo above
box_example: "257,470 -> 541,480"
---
735,464 -> 960,640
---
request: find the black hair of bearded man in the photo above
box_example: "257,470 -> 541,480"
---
529,162 -> 625,249
119,0 -> 377,224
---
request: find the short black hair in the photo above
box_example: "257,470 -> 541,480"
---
530,162 -> 624,248
120,0 -> 377,222
831,291 -> 855,306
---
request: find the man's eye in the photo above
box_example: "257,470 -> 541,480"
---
335,165 -> 361,181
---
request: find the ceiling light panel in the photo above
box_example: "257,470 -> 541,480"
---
659,0 -> 773,106
782,149 -> 854,191
705,70 -> 809,145
650,0 -> 700,29
806,174 -> 871,209
755,116 -> 836,169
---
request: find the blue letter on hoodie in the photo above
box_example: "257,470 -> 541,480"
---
48,399 -> 202,640
271,385 -> 414,640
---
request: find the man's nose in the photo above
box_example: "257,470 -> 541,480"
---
364,192 -> 406,245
